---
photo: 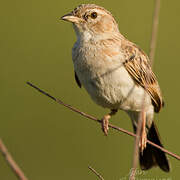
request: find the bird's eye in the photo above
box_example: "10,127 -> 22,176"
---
90,12 -> 97,19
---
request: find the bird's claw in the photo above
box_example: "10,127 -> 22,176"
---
101,115 -> 110,136
139,128 -> 147,153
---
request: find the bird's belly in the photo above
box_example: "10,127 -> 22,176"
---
77,65 -> 151,111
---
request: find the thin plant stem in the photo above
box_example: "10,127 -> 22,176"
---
0,139 -> 28,180
88,166 -> 104,180
130,0 -> 161,179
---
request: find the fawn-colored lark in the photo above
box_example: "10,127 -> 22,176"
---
61,4 -> 170,172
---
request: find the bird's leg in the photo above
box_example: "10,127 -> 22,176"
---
101,109 -> 118,136
139,111 -> 147,153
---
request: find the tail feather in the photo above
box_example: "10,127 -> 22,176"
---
139,122 -> 170,172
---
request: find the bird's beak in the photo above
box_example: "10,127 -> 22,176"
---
61,13 -> 81,23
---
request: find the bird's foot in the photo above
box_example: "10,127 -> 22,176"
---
139,127 -> 147,153
101,114 -> 111,136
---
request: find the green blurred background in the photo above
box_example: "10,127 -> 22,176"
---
0,0 -> 179,179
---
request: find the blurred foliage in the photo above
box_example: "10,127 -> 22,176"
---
0,0 -> 179,179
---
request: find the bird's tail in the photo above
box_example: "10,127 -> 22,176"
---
133,121 -> 170,172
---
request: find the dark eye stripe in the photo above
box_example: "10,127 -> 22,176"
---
83,14 -> 88,21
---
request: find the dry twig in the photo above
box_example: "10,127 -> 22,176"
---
149,0 -> 161,65
26,81 -> 180,161
0,139 -> 28,180
88,166 -> 104,180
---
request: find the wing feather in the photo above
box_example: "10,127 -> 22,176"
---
74,71 -> 81,88
122,42 -> 164,113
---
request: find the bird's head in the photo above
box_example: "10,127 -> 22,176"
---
61,4 -> 120,40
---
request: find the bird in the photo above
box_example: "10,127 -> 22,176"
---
61,4 -> 170,172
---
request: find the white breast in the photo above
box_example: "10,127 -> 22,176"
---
72,40 -> 152,111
